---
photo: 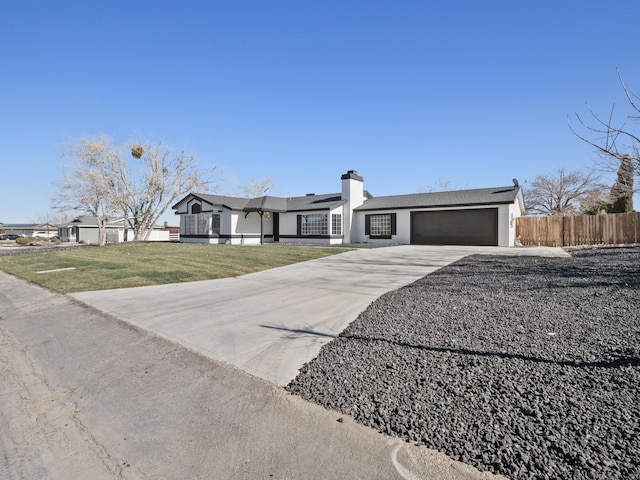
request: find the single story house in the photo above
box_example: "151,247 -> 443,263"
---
0,223 -> 58,237
58,216 -> 170,243
171,170 -> 524,247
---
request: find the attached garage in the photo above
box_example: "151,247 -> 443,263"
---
410,208 -> 498,246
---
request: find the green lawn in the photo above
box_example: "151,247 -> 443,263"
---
0,243 -> 351,293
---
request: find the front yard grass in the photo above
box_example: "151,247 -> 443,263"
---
0,243 -> 351,293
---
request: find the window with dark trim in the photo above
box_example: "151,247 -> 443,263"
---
331,214 -> 342,235
183,213 -> 220,235
191,203 -> 201,214
211,214 -> 220,235
365,213 -> 396,239
297,214 -> 328,235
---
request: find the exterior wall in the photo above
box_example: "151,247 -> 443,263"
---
506,200 -> 523,246
230,211 -> 270,244
351,209 -> 410,244
497,204 -> 512,247
176,197 -> 213,215
77,227 -> 100,244
180,236 -> 219,244
278,212 -> 298,238
286,237 -> 338,245
353,203 -> 519,247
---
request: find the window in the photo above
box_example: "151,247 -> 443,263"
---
365,213 -> 396,239
211,214 -> 220,234
370,215 -> 391,236
197,213 -> 209,234
183,213 -> 220,235
191,203 -> 201,214
184,215 -> 196,235
299,214 -> 328,235
332,214 -> 342,235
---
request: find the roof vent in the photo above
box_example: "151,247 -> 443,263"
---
306,193 -> 315,196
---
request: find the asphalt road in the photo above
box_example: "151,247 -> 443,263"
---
0,269 -> 503,480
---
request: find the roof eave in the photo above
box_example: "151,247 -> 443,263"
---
355,200 -> 517,211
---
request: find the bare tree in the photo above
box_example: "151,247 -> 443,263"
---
54,136 -> 217,244
32,210 -> 74,225
419,178 -> 469,193
569,69 -> 639,200
422,178 -> 452,193
122,142 -> 217,240
237,177 -> 274,197
524,169 -> 605,216
54,137 -> 123,245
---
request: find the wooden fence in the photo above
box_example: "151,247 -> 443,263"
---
516,212 -> 640,247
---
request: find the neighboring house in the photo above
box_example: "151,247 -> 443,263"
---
0,223 -> 58,237
58,216 -> 170,243
172,170 -> 524,247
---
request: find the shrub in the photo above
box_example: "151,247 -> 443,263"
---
16,237 -> 42,246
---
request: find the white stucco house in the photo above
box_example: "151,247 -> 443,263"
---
171,170 -> 524,247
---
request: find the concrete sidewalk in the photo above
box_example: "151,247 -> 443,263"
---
72,245 -> 568,386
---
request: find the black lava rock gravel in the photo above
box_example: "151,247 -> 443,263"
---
287,246 -> 640,480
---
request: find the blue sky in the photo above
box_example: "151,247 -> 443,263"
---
1,1 -> 638,224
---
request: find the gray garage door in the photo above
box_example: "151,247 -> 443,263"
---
411,208 -> 498,246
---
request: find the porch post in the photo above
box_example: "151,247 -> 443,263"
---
259,211 -> 264,245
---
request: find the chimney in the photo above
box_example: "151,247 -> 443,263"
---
341,170 -> 364,206
341,170 -> 364,243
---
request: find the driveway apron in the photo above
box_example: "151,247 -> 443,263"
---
71,245 -> 568,386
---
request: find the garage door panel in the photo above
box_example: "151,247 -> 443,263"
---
411,209 -> 498,246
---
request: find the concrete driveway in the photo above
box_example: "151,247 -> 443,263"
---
72,245 -> 568,386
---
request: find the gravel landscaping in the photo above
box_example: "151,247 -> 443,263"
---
287,245 -> 640,480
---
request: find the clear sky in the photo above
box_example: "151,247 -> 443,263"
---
1,0 -> 638,225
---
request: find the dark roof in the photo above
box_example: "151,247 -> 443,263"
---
1,223 -> 38,228
182,193 -> 251,211
1,223 -> 57,229
355,186 -> 520,211
173,185 -> 518,216
62,216 -> 163,229
175,192 -> 345,213
244,196 -> 288,213
66,216 -> 125,227
69,216 -> 100,225
284,193 -> 345,212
